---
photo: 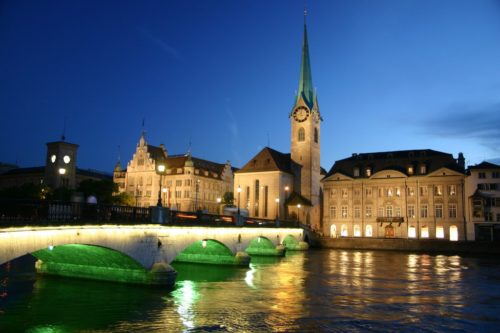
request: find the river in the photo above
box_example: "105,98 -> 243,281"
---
1,249 -> 500,332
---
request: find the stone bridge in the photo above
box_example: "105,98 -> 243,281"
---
0,225 -> 306,287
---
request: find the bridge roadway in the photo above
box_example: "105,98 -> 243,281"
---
0,224 -> 306,287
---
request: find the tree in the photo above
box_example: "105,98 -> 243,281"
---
77,179 -> 117,204
112,191 -> 134,206
223,191 -> 234,206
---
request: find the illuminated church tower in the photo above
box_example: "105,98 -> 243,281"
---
290,11 -> 322,207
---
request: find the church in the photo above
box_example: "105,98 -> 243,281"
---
234,15 -> 324,229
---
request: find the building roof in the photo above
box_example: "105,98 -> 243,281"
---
468,161 -> 500,171
296,17 -> 315,110
0,166 -> 44,176
286,191 -> 312,207
76,168 -> 112,180
236,147 -> 293,174
325,149 -> 464,179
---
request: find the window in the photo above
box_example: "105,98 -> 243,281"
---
421,226 -> 429,238
378,188 -> 384,197
449,203 -> 457,218
314,127 -> 319,143
485,212 -> 493,221
353,168 -> 360,177
365,225 -> 373,237
435,185 -> 443,196
408,165 -> 414,175
395,207 -> 401,217
479,172 -> 486,179
184,190 -> 190,198
185,179 -> 191,186
408,205 -> 415,218
449,225 -> 458,241
420,165 -> 427,174
386,205 -> 393,217
493,172 -> 500,179
341,225 -> 348,237
341,206 -> 348,218
396,187 -> 401,197
387,188 -> 393,197
166,180 -> 172,186
329,206 -> 337,218
366,167 -> 372,177
378,207 -> 384,217
448,185 -> 456,196
365,206 -> 372,218
420,205 -> 428,218
408,226 -> 416,238
254,180 -> 260,216
342,188 -> 348,198
354,225 -> 361,237
263,186 -> 268,217
435,204 -> 443,218
354,206 -> 361,218
175,190 -> 181,198
298,128 -> 305,142
176,180 -> 182,187
330,224 -> 337,237
436,226 -> 444,239
420,186 -> 428,196
408,187 -> 415,196
365,187 -> 372,197
354,189 -> 361,197
496,213 -> 500,222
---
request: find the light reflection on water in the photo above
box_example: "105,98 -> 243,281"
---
1,250 -> 500,332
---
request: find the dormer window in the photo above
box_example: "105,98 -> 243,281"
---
407,165 -> 414,175
420,165 -> 427,174
353,167 -> 360,177
366,167 -> 372,177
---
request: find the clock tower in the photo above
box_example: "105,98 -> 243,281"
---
44,139 -> 79,189
290,13 -> 322,207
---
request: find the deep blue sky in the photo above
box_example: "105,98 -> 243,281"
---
1,0 -> 500,172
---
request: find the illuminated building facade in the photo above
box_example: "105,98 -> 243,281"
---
114,133 -> 233,212
235,14 -> 323,228
322,150 -> 467,240
465,161 -> 500,241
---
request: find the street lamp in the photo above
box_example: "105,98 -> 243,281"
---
216,197 -> 222,215
297,204 -> 301,223
275,198 -> 280,220
237,185 -> 242,217
162,187 -> 168,207
157,164 -> 166,206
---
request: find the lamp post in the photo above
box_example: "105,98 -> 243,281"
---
275,198 -> 280,220
157,164 -> 165,206
284,185 -> 289,220
237,185 -> 242,217
162,187 -> 168,207
216,197 -> 222,215
297,204 -> 301,223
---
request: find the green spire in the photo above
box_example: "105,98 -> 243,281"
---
296,13 -> 315,110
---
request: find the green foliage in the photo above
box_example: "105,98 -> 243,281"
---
77,179 -> 117,204
222,191 -> 234,205
112,191 -> 134,206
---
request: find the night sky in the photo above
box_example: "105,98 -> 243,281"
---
1,0 -> 500,173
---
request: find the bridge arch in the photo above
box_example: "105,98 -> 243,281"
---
173,239 -> 249,266
245,236 -> 285,257
282,234 -> 309,251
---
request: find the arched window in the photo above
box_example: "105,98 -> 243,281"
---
408,225 -> 416,238
330,224 -> 337,238
298,127 -> 305,142
365,225 -> 373,237
314,127 -> 318,143
341,224 -> 348,237
353,225 -> 361,237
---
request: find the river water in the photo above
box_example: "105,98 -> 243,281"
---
1,249 -> 500,332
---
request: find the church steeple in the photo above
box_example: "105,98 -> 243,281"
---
296,10 -> 315,111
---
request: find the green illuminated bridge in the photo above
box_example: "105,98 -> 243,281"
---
0,225 -> 308,287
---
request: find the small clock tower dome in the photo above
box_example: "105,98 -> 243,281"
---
44,139 -> 79,189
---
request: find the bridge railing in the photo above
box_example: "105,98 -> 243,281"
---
0,199 -> 301,229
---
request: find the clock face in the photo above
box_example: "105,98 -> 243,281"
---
293,106 -> 309,122
63,155 -> 71,164
51,155 -> 56,163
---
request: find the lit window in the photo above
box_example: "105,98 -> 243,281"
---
329,206 -> 337,218
341,225 -> 348,237
436,226 -> 444,238
435,185 -> 443,196
366,168 -> 372,177
395,207 -> 401,217
408,226 -> 416,238
448,185 -> 456,196
396,188 -> 401,197
330,224 -> 337,237
386,205 -> 393,217
408,187 -> 415,196
408,205 -> 415,218
365,206 -> 372,217
354,225 -> 361,237
353,168 -> 360,177
421,226 -> 429,238
420,165 -> 427,174
387,188 -> 393,196
420,186 -> 428,196
449,225 -> 458,241
408,165 -> 414,175
365,225 -> 373,237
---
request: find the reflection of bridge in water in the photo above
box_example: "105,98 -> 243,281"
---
0,224 -> 308,287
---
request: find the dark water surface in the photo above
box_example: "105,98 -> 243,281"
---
1,250 -> 500,332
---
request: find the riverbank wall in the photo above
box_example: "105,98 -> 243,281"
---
317,237 -> 500,255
